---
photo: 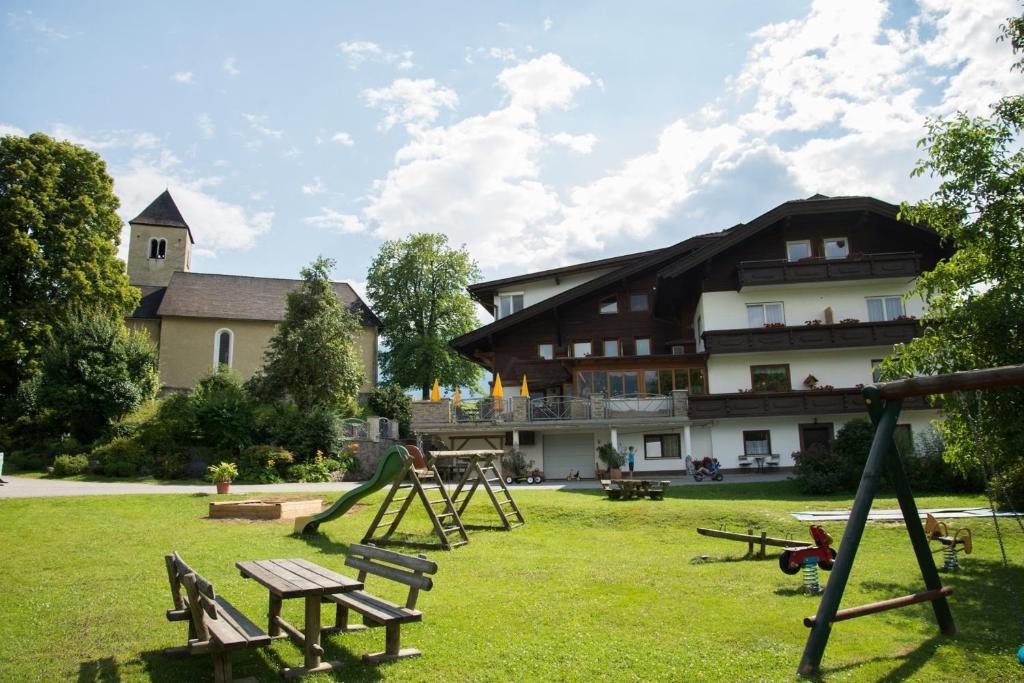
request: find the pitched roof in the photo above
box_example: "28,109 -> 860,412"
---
467,248 -> 663,307
128,286 -> 167,319
156,272 -> 381,327
129,190 -> 194,243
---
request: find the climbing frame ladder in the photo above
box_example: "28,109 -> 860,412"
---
441,450 -> 525,531
362,446 -> 469,551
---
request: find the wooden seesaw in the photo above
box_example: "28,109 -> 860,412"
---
696,527 -> 806,558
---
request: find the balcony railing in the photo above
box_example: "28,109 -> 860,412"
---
687,388 -> 933,419
453,398 -> 515,423
529,396 -> 592,421
604,394 -> 672,418
703,320 -> 921,354
738,252 -> 921,288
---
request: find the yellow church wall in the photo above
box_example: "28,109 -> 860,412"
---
126,319 -> 162,349
158,316 -> 378,392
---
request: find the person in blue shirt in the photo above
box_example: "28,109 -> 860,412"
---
626,446 -> 636,478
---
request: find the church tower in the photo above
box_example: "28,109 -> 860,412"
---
126,190 -> 193,287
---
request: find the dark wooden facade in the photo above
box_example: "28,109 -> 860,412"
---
688,388 -> 933,419
703,320 -> 921,354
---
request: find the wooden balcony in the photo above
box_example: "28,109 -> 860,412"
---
703,320 -> 920,354
737,252 -> 921,288
687,388 -> 933,419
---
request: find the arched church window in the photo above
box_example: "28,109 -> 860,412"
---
149,238 -> 159,259
158,239 -> 167,259
213,328 -> 233,370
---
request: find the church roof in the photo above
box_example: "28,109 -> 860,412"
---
129,190 -> 194,243
156,272 -> 381,327
128,286 -> 168,319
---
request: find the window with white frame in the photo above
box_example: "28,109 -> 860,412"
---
786,240 -> 812,261
497,293 -> 524,319
644,434 -> 681,459
866,295 -> 904,322
572,341 -> 592,358
149,238 -> 158,259
634,338 -> 651,356
602,339 -> 619,357
747,302 -> 784,327
599,295 -> 618,314
213,328 -> 234,369
538,343 -> 554,360
824,237 -> 849,259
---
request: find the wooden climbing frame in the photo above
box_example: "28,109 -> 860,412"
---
433,450 -> 525,531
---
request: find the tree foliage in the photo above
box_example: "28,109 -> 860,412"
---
35,310 -> 159,443
367,233 -> 482,398
885,13 -> 1024,475
0,133 -> 138,409
253,256 -> 364,411
366,383 -> 412,437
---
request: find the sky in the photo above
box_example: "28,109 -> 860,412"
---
1,1 -> 1020,304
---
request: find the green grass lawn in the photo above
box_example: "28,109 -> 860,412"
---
1,481 -> 1021,682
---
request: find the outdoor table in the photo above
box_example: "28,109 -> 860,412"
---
612,479 -> 656,499
753,456 -> 766,473
237,558 -> 363,679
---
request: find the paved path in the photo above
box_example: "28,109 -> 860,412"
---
0,472 -> 790,499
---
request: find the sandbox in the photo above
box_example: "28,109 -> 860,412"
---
208,498 -> 325,520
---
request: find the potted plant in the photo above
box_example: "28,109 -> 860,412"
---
596,443 -> 626,480
208,461 -> 238,494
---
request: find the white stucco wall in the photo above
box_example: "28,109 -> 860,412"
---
707,409 -> 941,469
493,266 -> 619,315
707,347 -> 891,394
697,280 -> 925,332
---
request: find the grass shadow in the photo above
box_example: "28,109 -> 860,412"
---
77,657 -> 120,682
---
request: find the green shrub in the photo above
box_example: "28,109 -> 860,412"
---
366,384 -> 412,437
7,450 -> 48,472
902,428 -> 984,493
990,461 -> 1024,512
832,418 -> 874,489
259,403 -> 343,462
192,371 -> 255,453
92,437 -> 147,477
236,445 -> 295,484
793,443 -> 845,494
286,452 -> 345,482
52,454 -> 89,477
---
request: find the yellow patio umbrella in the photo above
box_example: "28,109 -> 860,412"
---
453,386 -> 462,405
492,373 -> 504,398
520,374 -> 530,396
430,379 -> 440,401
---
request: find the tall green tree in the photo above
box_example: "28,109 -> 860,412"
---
885,12 -> 1024,473
253,256 -> 364,411
0,133 -> 138,410
35,310 -> 159,443
367,233 -> 482,398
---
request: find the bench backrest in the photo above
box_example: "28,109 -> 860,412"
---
345,543 -> 438,610
165,552 -> 219,641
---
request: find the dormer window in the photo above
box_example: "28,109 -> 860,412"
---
786,240 -> 812,261
824,237 -> 849,259
497,293 -> 524,319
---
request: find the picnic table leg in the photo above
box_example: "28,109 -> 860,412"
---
304,595 -> 321,670
268,594 -> 282,637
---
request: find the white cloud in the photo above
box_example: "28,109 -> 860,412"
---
7,10 -> 68,40
49,123 -> 125,150
197,113 -> 215,138
331,131 -> 354,146
497,53 -> 592,111
223,57 -> 239,76
172,71 -> 194,84
340,41 -> 415,70
283,145 -> 301,158
304,209 -> 366,233
243,113 -> 283,138
543,17 -> 553,32
133,132 -> 160,149
549,132 -> 597,154
0,123 -> 26,136
301,176 -> 326,195
114,152 -> 272,258
362,78 -> 459,131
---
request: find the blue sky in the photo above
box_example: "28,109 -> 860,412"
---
1,1 -> 1019,300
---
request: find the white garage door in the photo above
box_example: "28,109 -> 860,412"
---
543,433 -> 596,480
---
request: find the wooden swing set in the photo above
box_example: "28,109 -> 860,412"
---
798,363 -> 1024,676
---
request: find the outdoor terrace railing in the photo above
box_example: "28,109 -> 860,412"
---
604,394 -> 673,418
529,396 -> 592,421
453,397 -> 515,423
737,252 -> 921,288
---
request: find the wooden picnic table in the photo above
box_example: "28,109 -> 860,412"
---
605,478 -> 672,500
236,558 -> 362,679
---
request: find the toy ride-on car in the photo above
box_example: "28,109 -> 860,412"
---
687,456 -> 724,482
778,525 -> 837,574
505,467 -> 545,484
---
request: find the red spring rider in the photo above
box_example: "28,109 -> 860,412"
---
779,525 -> 837,575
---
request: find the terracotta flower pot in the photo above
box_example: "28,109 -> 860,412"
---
610,467 -> 623,480
216,481 -> 231,494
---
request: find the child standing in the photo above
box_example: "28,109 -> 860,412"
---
626,446 -> 636,478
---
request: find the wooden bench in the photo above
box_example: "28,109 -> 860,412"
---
322,544 -> 438,663
164,552 -> 271,683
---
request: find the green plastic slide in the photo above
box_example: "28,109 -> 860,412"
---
294,445 -> 411,535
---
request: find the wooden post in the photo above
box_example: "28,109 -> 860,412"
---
798,391 -> 901,676
385,622 -> 401,657
760,531 -> 767,558
747,528 -> 754,556
268,594 -> 282,637
304,595 -> 321,670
